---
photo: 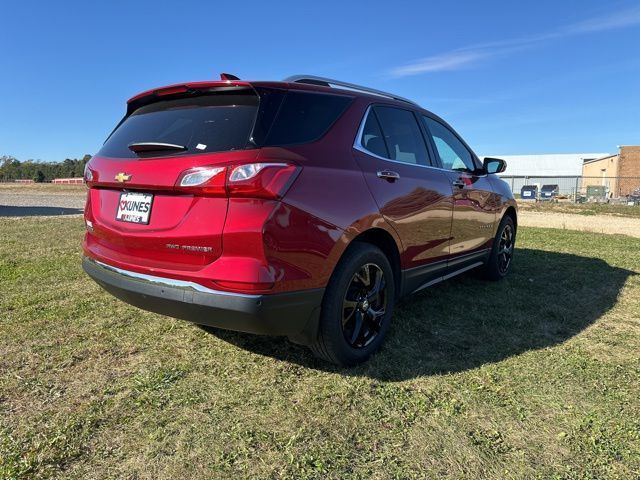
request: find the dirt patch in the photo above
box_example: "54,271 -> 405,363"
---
518,210 -> 640,238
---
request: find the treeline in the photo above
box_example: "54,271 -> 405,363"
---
0,155 -> 92,182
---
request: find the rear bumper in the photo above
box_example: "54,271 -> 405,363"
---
82,256 -> 323,343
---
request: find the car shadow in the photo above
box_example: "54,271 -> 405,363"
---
200,248 -> 635,381
0,205 -> 84,217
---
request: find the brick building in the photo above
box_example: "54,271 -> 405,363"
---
582,146 -> 640,197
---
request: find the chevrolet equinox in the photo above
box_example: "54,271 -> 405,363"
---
82,74 -> 517,366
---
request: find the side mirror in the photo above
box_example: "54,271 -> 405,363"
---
483,157 -> 507,174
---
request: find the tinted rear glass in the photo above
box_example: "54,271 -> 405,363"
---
264,91 -> 352,146
250,87 -> 286,146
98,91 -> 258,159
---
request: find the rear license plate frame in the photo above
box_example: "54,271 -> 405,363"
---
116,192 -> 154,225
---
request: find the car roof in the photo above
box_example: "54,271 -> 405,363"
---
123,75 -> 483,163
127,75 -> 419,110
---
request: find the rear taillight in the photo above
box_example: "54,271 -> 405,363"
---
84,162 -> 94,187
227,163 -> 299,199
177,166 -> 227,195
176,163 -> 300,199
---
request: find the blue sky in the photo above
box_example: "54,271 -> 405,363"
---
1,0 -> 639,161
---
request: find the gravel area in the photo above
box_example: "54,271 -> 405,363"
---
518,210 -> 640,238
0,186 -> 85,217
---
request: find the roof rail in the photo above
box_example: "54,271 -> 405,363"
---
283,75 -> 418,106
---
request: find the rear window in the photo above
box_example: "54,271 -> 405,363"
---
98,88 -> 352,159
98,91 -> 258,159
264,91 -> 352,146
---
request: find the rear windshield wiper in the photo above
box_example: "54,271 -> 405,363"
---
128,142 -> 187,153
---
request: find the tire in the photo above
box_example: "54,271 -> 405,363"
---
310,242 -> 395,366
483,215 -> 516,281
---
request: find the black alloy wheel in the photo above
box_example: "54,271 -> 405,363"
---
497,223 -> 514,275
484,215 -> 516,281
341,263 -> 388,348
311,243 -> 395,366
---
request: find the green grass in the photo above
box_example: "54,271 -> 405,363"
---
519,201 -> 640,219
1,217 -> 639,479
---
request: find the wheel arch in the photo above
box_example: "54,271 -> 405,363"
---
503,205 -> 517,230
343,227 -> 402,300
291,225 -> 402,347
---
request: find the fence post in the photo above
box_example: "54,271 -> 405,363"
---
511,176 -> 515,194
574,176 -> 579,203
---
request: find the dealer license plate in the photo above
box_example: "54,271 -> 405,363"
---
116,192 -> 153,224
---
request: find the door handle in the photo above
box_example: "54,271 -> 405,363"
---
377,170 -> 400,181
452,178 -> 465,188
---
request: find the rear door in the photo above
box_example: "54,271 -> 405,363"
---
421,115 -> 500,268
353,105 -> 454,291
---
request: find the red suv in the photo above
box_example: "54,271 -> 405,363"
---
83,74 -> 517,365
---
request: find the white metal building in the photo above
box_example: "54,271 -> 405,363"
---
481,153 -> 610,177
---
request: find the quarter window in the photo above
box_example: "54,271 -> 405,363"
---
360,110 -> 389,158
423,117 -> 476,172
368,107 -> 429,165
265,91 -> 352,146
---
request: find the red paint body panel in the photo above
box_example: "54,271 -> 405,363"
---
443,171 -> 502,256
86,189 -> 227,269
353,149 -> 453,268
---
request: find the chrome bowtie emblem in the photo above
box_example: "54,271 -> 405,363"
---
115,172 -> 132,183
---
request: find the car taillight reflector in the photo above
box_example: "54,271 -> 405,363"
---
214,280 -> 274,292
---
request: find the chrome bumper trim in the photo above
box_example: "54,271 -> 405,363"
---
90,258 -> 261,299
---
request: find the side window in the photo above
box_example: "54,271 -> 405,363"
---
265,91 -> 352,146
373,107 -> 429,165
423,116 -> 476,172
360,110 -> 389,158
